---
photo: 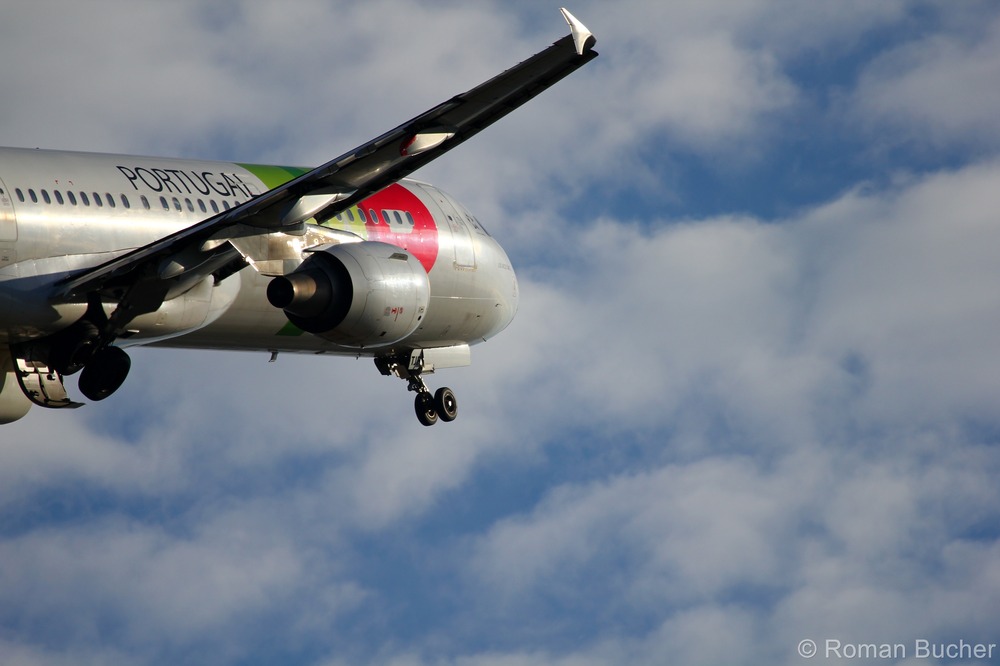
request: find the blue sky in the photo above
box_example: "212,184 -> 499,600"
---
3,1 -> 1000,664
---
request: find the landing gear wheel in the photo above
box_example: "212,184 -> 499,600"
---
78,346 -> 131,401
434,387 -> 458,422
48,320 -> 100,376
415,392 -> 438,426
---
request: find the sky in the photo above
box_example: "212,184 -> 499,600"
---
2,1 -> 1000,664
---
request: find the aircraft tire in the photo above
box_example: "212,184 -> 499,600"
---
79,346 -> 131,401
415,392 -> 438,426
434,387 -> 458,422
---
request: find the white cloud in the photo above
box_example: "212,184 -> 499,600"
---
447,159 -> 1000,662
853,11 -> 1000,149
4,2 -> 1000,665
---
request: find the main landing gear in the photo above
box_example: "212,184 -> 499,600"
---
10,310 -> 133,410
375,352 -> 458,427
10,341 -> 131,410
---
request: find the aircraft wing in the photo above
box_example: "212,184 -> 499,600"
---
54,8 -> 598,314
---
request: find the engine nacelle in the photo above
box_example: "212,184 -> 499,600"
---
267,241 -> 430,348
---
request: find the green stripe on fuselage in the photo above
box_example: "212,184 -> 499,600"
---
237,163 -> 310,189
241,161 -> 373,238
277,320 -> 305,336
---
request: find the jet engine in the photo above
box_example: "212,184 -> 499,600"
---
267,241 -> 430,348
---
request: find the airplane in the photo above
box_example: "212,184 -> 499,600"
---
0,9 -> 597,426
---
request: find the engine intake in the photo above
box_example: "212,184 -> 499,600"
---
267,241 -> 430,348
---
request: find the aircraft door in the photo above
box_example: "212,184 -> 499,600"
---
437,192 -> 477,268
446,200 -> 477,268
0,177 -> 16,266
413,183 -> 477,268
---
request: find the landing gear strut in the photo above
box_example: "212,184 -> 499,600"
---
376,352 -> 459,427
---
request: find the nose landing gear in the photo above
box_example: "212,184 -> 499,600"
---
413,385 -> 458,426
376,352 -> 459,427
434,387 -> 458,422
415,391 -> 438,426
411,377 -> 458,427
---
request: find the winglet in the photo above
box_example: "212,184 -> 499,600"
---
560,8 -> 596,56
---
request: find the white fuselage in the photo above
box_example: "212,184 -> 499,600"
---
0,147 -> 519,356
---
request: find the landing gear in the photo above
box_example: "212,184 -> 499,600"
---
10,340 -> 132,409
10,320 -> 132,409
415,391 -> 438,426
411,387 -> 459,426
12,285 -> 147,410
376,352 -> 459,426
434,387 -> 458,422
408,378 -> 458,427
78,346 -> 131,401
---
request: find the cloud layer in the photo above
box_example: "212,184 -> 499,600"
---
3,2 -> 1000,664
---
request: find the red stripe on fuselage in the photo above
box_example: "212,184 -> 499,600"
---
359,183 -> 438,273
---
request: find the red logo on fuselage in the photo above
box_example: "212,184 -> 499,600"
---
357,183 -> 439,273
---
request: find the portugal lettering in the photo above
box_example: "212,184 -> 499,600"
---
117,165 -> 253,199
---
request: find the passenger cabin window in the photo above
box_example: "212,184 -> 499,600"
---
210,200 -> 219,213
120,194 -> 130,209
105,193 -> 115,208
141,195 -> 150,210
67,191 -> 77,205
80,192 -> 90,206
15,188 -> 24,202
54,190 -> 64,205
93,193 -> 102,207
41,190 -> 51,204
